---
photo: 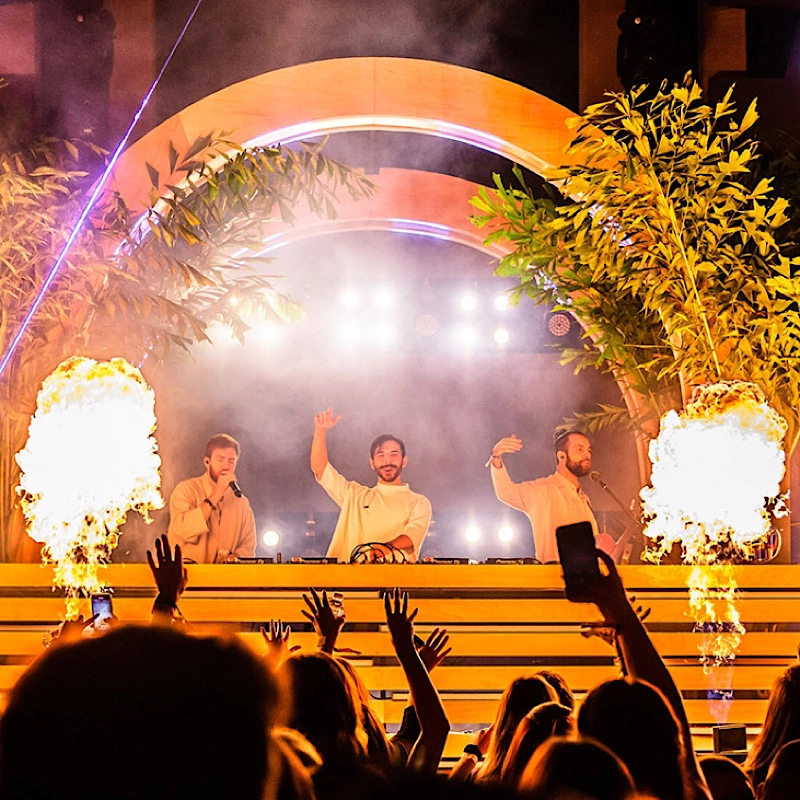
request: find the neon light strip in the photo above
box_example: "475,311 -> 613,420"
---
0,0 -> 206,381
244,116 -> 551,176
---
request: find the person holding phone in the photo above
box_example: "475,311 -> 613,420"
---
167,433 -> 256,563
310,408 -> 432,562
488,429 -> 597,563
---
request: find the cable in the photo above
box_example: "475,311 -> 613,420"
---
350,542 -> 409,564
0,0 -> 206,381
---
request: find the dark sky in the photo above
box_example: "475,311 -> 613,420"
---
154,0 -> 580,124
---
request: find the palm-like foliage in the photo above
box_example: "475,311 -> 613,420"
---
471,77 -> 800,455
0,132 -> 374,560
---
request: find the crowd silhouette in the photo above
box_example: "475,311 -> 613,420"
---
0,535 -> 796,800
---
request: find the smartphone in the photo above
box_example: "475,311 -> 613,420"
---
91,593 -> 113,630
556,521 -> 601,602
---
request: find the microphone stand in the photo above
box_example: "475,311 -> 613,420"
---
590,472 -> 641,528
589,471 -> 679,565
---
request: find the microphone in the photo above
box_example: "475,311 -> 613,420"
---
590,471 -> 607,489
229,480 -> 242,498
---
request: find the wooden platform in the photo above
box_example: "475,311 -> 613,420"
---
0,563 -> 796,756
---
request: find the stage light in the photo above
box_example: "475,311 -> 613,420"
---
464,524 -> 482,543
375,324 -> 397,346
229,296 -> 239,308
338,324 -> 360,346
255,322 -> 281,345
375,289 -> 393,308
548,311 -> 573,337
498,524 -> 514,543
494,294 -> 511,312
262,529 -> 280,547
340,289 -> 359,310
460,293 -> 478,312
493,327 -> 510,346
415,313 -> 438,337
456,325 -> 479,349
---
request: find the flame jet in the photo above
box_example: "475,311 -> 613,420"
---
640,381 -> 788,666
17,357 -> 163,616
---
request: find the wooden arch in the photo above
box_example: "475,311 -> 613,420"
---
109,57 -> 649,481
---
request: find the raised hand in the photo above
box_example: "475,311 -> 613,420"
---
582,548 -> 635,625
418,627 -> 452,671
147,534 -> 188,610
301,588 -> 345,653
45,614 -> 98,649
491,434 -> 523,458
261,619 -> 295,669
314,407 -> 342,431
384,587 -> 418,650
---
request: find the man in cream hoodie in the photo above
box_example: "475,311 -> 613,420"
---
310,407 -> 431,563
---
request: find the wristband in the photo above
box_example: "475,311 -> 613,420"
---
463,744 -> 483,761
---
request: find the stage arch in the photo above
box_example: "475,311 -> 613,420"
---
109,57 -> 650,481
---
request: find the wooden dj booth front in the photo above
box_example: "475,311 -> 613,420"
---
0,563 -> 796,758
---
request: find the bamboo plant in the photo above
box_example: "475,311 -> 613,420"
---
0,129 -> 374,560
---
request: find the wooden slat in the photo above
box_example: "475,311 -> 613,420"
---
0,660 -> 783,695
1,595 -> 792,626
1,563 -> 799,591
340,664 -> 787,693
237,630 -> 800,659
373,697 -> 771,727
0,629 -> 792,662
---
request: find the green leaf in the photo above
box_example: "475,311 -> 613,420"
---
145,162 -> 160,189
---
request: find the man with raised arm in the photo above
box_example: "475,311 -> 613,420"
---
488,429 -> 597,563
167,433 -> 256,563
310,407 -> 432,563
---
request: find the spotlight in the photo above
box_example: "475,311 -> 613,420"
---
229,296 -> 239,308
464,524 -> 482,543
375,289 -> 393,308
456,325 -> 479,349
262,529 -> 280,547
255,322 -> 281,345
375,324 -> 397,346
340,289 -> 359,310
493,327 -> 510,346
494,294 -> 511,312
415,313 -> 438,337
460,293 -> 479,312
548,311 -> 573,337
497,524 -> 514,543
338,324 -> 360,346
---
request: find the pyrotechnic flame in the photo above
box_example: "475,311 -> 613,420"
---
640,381 -> 787,666
17,357 -> 163,616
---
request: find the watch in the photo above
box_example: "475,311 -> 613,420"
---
463,744 -> 483,761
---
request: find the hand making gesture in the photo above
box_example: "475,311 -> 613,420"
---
261,619 -> 296,670
301,587 -> 346,654
487,434 -> 523,467
147,534 -> 188,623
314,407 -> 342,431
384,587 -> 418,651
418,628 -> 452,672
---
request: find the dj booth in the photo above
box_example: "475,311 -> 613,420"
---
0,563 -> 796,758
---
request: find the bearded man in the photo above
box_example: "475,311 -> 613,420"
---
488,429 -> 597,563
310,408 -> 431,563
167,433 -> 256,563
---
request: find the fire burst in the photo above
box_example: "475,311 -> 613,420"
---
640,381 -> 787,665
17,357 -> 163,616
